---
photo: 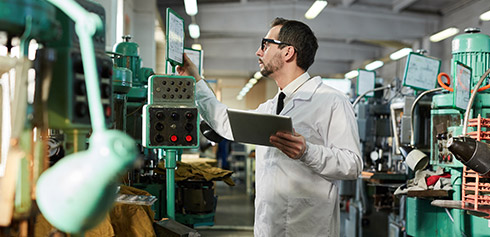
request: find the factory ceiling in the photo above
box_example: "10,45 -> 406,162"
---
157,0 -> 474,79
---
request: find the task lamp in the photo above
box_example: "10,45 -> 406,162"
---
399,87 -> 444,171
447,136 -> 490,175
398,146 -> 429,171
36,0 -> 137,234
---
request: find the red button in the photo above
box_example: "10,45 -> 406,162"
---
185,135 -> 193,142
170,135 -> 178,142
105,106 -> 111,117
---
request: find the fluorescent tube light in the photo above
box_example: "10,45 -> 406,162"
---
305,0 -> 328,20
184,0 -> 198,16
189,24 -> 200,39
191,44 -> 202,50
345,70 -> 359,79
390,48 -> 412,60
480,10 -> 490,21
365,60 -> 384,71
429,27 -> 459,42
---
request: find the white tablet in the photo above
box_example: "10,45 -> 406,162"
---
227,109 -> 293,147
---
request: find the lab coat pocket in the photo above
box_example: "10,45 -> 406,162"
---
286,197 -> 331,236
294,125 -> 311,139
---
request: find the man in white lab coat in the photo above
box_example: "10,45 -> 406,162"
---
178,17 -> 362,237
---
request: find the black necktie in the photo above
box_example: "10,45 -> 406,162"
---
276,92 -> 286,115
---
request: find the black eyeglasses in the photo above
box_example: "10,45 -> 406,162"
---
261,38 -> 292,51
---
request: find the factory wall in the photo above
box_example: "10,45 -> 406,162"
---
94,0 -> 157,70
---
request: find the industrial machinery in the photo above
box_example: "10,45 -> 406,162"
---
405,28 -> 490,237
1,0 -> 139,235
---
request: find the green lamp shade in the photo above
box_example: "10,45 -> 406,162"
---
36,130 -> 137,233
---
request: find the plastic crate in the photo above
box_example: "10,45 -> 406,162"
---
462,115 -> 490,212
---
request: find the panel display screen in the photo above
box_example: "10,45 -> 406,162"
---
357,69 -> 375,97
166,8 -> 184,66
453,62 -> 471,111
403,53 -> 441,90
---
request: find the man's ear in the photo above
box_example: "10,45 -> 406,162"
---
283,46 -> 296,62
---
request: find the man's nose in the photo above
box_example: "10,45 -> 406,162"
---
256,47 -> 263,57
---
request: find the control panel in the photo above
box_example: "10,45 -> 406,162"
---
47,0 -> 112,129
142,75 -> 199,149
143,106 -> 198,147
432,126 -> 463,168
149,76 -> 195,104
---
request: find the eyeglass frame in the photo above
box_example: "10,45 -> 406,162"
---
261,38 -> 293,51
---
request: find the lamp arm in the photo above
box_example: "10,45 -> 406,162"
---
45,0 -> 106,132
410,87 -> 443,145
462,67 -> 490,135
352,85 -> 391,107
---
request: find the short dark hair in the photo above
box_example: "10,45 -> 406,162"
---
271,17 -> 318,71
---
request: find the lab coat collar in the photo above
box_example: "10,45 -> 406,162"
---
279,76 -> 322,115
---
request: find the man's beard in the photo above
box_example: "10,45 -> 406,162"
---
260,53 -> 283,77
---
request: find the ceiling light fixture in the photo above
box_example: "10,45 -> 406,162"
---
429,27 -> 459,42
345,70 -> 359,79
365,60 -> 384,71
191,44 -> 202,50
305,0 -> 328,20
390,48 -> 412,60
189,24 -> 200,39
480,10 -> 490,21
184,0 -> 198,16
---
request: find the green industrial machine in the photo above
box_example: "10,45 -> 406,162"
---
407,28 -> 490,237
112,35 -> 154,141
45,0 -> 113,157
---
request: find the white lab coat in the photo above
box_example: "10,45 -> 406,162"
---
196,76 -> 363,237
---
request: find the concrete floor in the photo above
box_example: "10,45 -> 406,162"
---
196,181 -> 255,236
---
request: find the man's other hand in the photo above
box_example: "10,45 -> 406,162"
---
270,130 -> 307,160
176,53 -> 201,82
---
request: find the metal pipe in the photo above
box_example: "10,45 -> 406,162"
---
410,87 -> 444,145
165,149 -> 177,219
352,85 -> 391,107
390,102 -> 404,153
462,67 -> 490,135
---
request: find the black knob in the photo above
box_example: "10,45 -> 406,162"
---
171,112 -> 179,121
101,84 -> 111,98
155,134 -> 164,143
437,133 -> 448,140
185,112 -> 194,120
155,122 -> 164,131
75,81 -> 86,95
156,111 -> 165,120
185,123 -> 194,131
75,103 -> 88,117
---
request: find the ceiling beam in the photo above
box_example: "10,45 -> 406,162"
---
188,2 -> 438,41
393,0 -> 418,13
342,0 -> 356,7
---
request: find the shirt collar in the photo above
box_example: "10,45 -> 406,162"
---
278,72 -> 311,98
